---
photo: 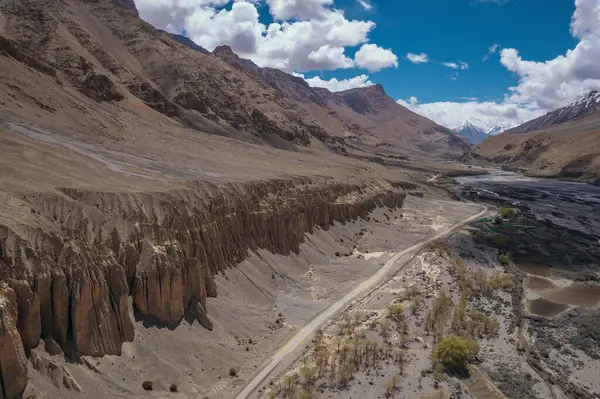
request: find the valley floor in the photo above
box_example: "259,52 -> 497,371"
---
23,196 -> 478,399
260,225 -> 600,399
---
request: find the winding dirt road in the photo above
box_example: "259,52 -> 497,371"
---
234,204 -> 487,399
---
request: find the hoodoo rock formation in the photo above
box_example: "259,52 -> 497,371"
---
0,284 -> 29,399
0,179 -> 405,397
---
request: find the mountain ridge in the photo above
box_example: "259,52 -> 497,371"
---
505,90 -> 600,135
473,91 -> 600,184
209,43 -> 470,158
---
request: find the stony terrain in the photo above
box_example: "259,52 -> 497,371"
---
263,202 -> 600,399
3,1 -> 599,399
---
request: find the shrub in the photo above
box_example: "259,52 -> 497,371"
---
229,367 -> 238,377
492,234 -> 507,247
432,335 -> 474,372
426,240 -> 449,256
169,383 -> 178,393
500,207 -> 516,219
142,381 -> 153,391
388,303 -> 404,319
498,254 -> 509,265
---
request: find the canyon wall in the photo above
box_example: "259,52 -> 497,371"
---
0,178 -> 405,398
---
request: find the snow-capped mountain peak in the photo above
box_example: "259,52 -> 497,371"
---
506,90 -> 600,134
455,121 -> 488,144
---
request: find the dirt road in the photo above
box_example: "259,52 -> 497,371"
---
234,204 -> 488,399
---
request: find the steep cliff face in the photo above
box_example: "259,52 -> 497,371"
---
0,284 -> 29,399
0,178 -> 405,396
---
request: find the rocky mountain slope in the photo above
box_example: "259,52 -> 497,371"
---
505,91 -> 600,135
0,0 -> 466,160
473,93 -> 600,184
211,45 -> 470,158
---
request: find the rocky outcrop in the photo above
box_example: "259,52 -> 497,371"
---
0,283 -> 29,399
7,280 -> 41,351
0,35 -> 56,78
113,0 -> 139,16
79,73 -> 124,103
30,352 -> 82,392
194,300 -> 213,331
0,179 -> 405,376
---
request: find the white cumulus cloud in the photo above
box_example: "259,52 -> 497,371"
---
294,73 -> 373,92
406,52 -> 429,64
499,0 -> 600,110
134,0 -> 388,73
354,43 -> 398,72
266,0 -> 334,21
402,0 -> 600,132
396,99 -> 543,132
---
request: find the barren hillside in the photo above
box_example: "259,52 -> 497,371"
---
473,95 -> 600,184
213,44 -> 469,158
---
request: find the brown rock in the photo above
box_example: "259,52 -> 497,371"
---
133,243 -> 185,324
193,301 -> 213,331
0,283 -> 28,399
70,259 -> 127,356
182,258 -> 207,310
107,264 -> 135,343
8,279 -> 41,350
30,352 -> 82,392
52,271 -> 70,347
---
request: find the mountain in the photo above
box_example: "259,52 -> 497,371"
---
486,125 -> 507,136
473,92 -> 600,184
211,45 -> 470,158
0,0 -> 466,159
504,90 -> 600,135
455,122 -> 489,144
168,32 -> 209,54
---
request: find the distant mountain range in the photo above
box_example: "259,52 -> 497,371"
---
455,122 -> 488,144
473,91 -> 600,184
455,121 -> 510,144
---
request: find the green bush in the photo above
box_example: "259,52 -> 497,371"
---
432,335 -> 473,371
498,254 -> 509,265
142,381 -> 153,391
500,207 -> 516,218
169,383 -> 178,393
492,234 -> 507,247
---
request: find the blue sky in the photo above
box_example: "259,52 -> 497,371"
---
317,0 -> 577,104
134,0 -> 600,131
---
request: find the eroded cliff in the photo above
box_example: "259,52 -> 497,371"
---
0,178 -> 405,397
